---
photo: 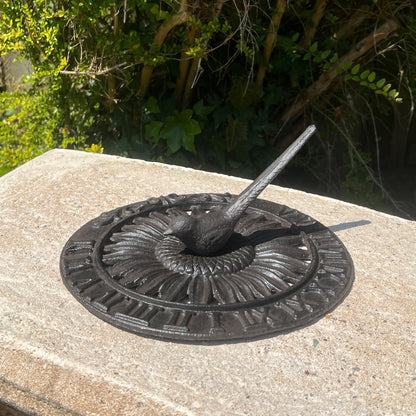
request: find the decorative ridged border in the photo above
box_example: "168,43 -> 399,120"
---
60,193 -> 354,342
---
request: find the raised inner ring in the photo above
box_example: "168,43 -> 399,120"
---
155,234 -> 255,278
97,198 -> 320,309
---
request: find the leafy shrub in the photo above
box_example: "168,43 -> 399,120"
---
0,0 -> 414,217
0,88 -> 102,175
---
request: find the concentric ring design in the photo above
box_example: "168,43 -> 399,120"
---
60,193 -> 354,342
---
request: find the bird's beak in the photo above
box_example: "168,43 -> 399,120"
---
163,228 -> 173,236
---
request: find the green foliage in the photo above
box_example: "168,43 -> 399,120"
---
186,17 -> 232,58
0,0 -> 107,173
147,109 -> 201,153
0,91 -> 53,171
338,63 -> 401,102
0,0 -> 414,216
288,35 -> 403,102
0,88 -> 102,172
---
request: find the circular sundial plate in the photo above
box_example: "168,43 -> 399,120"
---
60,193 -> 354,342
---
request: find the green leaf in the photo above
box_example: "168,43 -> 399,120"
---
369,83 -> 377,90
383,84 -> 391,93
303,53 -> 311,60
144,96 -> 160,114
291,32 -> 300,42
360,70 -> 370,80
388,89 -> 398,98
313,55 -> 321,63
360,80 -> 368,87
376,78 -> 386,88
351,64 -> 360,75
3,108 -> 16,117
193,99 -> 215,120
344,74 -> 352,81
368,72 -> 376,82
330,53 -> 338,63
150,4 -> 170,20
323,62 -> 331,70
352,75 -> 360,82
145,121 -> 163,144
310,41 -> 318,53
342,61 -> 352,71
321,50 -> 331,60
160,110 -> 201,153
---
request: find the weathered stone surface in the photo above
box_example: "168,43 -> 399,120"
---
1,149 -> 415,416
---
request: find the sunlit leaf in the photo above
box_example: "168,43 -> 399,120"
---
383,84 -> 391,92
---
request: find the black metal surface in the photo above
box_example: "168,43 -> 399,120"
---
60,193 -> 354,342
164,125 -> 316,255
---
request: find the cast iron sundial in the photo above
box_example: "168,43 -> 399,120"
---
61,125 -> 354,342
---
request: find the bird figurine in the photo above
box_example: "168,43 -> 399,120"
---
164,124 -> 317,256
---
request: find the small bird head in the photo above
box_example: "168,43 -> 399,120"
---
163,212 -> 194,239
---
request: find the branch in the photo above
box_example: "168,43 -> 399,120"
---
138,0 -> 190,99
291,0 -> 328,87
279,19 -> 400,126
107,4 -> 122,111
180,0 -> 229,109
60,62 -> 128,76
24,19 -> 48,61
299,0 -> 329,49
181,54 -> 201,109
334,5 -> 372,40
215,0 -> 229,17
174,22 -> 197,106
256,0 -> 287,88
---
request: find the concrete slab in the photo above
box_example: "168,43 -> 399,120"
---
0,149 -> 415,416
